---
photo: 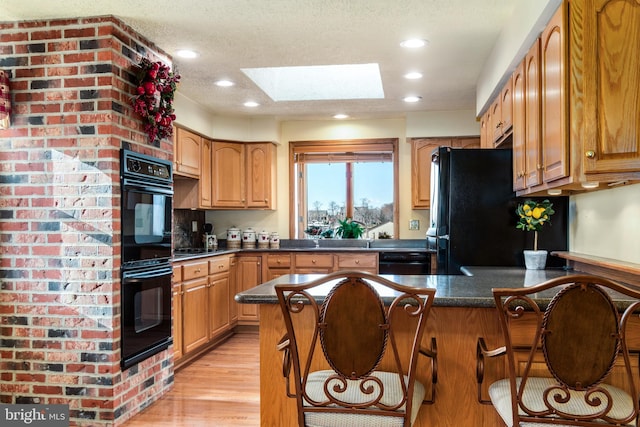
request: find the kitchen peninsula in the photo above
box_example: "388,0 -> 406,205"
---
236,267 -> 576,426
236,260 -> 640,426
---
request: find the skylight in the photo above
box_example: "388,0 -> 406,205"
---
241,63 -> 384,102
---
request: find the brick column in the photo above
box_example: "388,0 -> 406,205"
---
0,16 -> 174,426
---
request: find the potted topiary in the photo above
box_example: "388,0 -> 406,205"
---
335,218 -> 365,239
516,199 -> 555,269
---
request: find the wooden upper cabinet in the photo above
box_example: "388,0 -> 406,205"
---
512,59 -> 527,191
211,141 -> 245,207
525,38 -> 542,188
500,78 -> 513,134
577,0 -> 640,177
246,143 -> 274,209
411,139 -> 440,209
174,127 -> 202,178
480,110 -> 492,149
200,138 -> 212,208
541,4 -> 569,183
410,137 -> 480,209
488,77 -> 513,146
211,141 -> 276,209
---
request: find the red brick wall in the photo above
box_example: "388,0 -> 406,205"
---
0,16 -> 175,426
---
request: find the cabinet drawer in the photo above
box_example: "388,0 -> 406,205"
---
182,260 -> 208,280
337,254 -> 378,269
209,256 -> 230,274
266,253 -> 292,268
295,253 -> 334,268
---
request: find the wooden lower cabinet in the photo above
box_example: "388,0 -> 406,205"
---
181,276 -> 209,354
264,253 -> 292,281
336,253 -> 378,274
294,253 -> 334,274
229,256 -> 238,325
208,274 -> 230,338
173,255 -> 234,366
172,265 -> 183,361
236,255 -> 262,324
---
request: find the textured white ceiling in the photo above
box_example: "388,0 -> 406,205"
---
1,0 -> 516,120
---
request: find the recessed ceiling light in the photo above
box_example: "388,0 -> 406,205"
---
175,49 -> 198,59
215,80 -> 234,87
404,72 -> 423,80
244,101 -> 259,107
333,114 -> 349,119
400,39 -> 429,48
403,96 -> 422,103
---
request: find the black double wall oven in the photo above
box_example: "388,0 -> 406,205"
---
120,149 -> 173,369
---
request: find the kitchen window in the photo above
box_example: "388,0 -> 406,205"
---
290,138 -> 399,239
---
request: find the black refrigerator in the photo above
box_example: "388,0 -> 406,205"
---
426,146 -> 568,275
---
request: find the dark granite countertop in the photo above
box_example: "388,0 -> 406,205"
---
172,239 -> 433,262
234,267 -> 578,308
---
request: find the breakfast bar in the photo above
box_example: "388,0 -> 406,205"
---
236,267 -> 576,426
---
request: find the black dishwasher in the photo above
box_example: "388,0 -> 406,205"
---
378,251 -> 430,275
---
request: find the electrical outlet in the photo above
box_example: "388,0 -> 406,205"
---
409,219 -> 420,230
192,221 -> 198,232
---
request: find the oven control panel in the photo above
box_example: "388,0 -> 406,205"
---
126,157 -> 170,179
121,149 -> 172,186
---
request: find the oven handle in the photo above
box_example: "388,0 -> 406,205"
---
123,265 -> 173,280
122,177 -> 173,196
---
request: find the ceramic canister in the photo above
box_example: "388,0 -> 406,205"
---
227,227 -> 241,248
269,231 -> 280,249
257,230 -> 270,248
242,227 -> 256,248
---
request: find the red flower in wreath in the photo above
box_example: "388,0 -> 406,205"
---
132,58 -> 180,143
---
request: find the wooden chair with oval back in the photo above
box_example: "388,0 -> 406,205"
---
476,274 -> 640,427
275,270 -> 437,427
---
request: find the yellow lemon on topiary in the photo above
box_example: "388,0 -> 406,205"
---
532,207 -> 544,219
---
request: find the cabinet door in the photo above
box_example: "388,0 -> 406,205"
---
525,39 -> 542,188
541,5 -> 569,183
411,139 -> 444,209
208,273 -> 230,339
212,141 -> 245,207
480,111 -> 491,149
229,257 -> 238,324
490,98 -> 503,143
246,143 -> 274,209
182,277 -> 209,354
172,283 -> 183,361
236,256 -> 261,322
512,59 -> 527,191
500,77 -> 513,135
175,127 -> 201,178
579,0 -> 640,175
199,138 -> 212,208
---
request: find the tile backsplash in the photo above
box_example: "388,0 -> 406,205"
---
174,209 -> 206,249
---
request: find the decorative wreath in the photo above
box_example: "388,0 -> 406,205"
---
132,58 -> 180,143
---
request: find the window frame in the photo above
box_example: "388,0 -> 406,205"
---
289,138 -> 399,239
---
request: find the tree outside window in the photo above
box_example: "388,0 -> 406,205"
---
290,139 -> 398,239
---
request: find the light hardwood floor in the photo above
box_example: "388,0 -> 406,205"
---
123,331 -> 260,426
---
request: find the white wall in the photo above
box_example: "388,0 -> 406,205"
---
570,183 -> 640,264
475,0 -> 562,116
406,110 -> 479,137
174,92 -> 279,141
